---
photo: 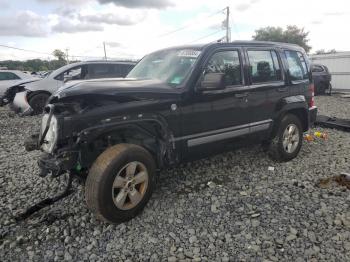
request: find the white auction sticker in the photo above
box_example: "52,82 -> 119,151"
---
177,50 -> 201,58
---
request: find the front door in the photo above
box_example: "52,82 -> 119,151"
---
179,48 -> 252,160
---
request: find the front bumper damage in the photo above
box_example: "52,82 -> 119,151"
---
25,105 -> 80,178
25,133 -> 79,177
38,151 -> 79,177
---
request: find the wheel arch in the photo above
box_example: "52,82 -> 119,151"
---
272,98 -> 309,137
78,117 -> 175,169
27,90 -> 52,100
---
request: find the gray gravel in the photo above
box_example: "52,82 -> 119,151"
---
316,94 -> 350,118
0,95 -> 350,261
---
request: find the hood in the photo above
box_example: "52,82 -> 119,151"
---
54,78 -> 181,102
24,77 -> 57,92
56,77 -> 125,93
0,78 -> 40,96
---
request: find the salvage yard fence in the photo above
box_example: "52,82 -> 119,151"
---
311,52 -> 350,92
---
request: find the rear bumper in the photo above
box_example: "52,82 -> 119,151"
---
308,106 -> 317,125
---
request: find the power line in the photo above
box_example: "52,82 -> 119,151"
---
0,44 -> 53,56
0,43 -> 106,60
157,8 -> 226,38
186,29 -> 225,44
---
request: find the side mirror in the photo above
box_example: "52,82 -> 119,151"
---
198,72 -> 225,91
63,75 -> 73,83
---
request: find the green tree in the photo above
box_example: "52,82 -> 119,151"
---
315,49 -> 337,55
253,25 -> 311,53
52,49 -> 66,61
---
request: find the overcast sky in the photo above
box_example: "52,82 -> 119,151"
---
0,0 -> 349,61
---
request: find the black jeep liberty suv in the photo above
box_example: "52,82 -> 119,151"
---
27,41 -> 317,223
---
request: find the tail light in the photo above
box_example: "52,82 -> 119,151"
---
309,83 -> 315,108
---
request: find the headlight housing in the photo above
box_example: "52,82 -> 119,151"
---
41,114 -> 58,153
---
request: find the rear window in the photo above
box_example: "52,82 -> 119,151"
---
285,50 -> 309,80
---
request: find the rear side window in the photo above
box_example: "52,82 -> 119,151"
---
205,50 -> 242,86
0,72 -> 20,80
87,64 -> 134,78
112,64 -> 133,77
285,50 -> 309,80
247,50 -> 282,83
88,64 -> 112,78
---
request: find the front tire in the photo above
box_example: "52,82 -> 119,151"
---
268,114 -> 303,162
85,144 -> 156,223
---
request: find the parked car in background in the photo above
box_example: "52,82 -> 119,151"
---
1,61 -> 136,115
0,70 -> 40,104
312,63 -> 332,95
25,41 -> 317,223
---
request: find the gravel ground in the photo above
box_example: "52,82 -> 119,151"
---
0,95 -> 349,261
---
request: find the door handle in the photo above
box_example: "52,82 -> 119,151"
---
277,87 -> 288,92
235,92 -> 249,98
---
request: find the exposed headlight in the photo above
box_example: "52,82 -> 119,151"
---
41,114 -> 58,153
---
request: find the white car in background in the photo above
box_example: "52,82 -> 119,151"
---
0,70 -> 39,99
1,61 -> 136,115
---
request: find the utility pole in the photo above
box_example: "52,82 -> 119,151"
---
225,6 -> 231,43
65,48 -> 69,65
103,42 -> 107,60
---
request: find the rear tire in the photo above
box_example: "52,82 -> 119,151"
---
268,114 -> 303,162
85,144 -> 156,224
28,93 -> 50,114
316,83 -> 326,96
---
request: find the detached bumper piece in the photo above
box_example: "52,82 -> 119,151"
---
15,172 -> 74,221
315,115 -> 350,132
38,152 -> 79,178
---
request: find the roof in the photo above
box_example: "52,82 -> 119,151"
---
75,60 -> 137,65
0,69 -> 25,73
154,40 -> 305,54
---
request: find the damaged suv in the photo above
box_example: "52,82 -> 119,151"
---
26,41 -> 317,223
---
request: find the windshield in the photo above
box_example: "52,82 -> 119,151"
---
127,48 -> 201,86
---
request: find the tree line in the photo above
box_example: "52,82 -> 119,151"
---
0,49 -> 78,72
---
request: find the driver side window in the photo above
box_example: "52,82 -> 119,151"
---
55,66 -> 85,81
205,50 -> 242,86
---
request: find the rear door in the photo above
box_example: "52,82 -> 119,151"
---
245,48 -> 286,136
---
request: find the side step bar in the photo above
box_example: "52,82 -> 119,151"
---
315,115 -> 350,132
